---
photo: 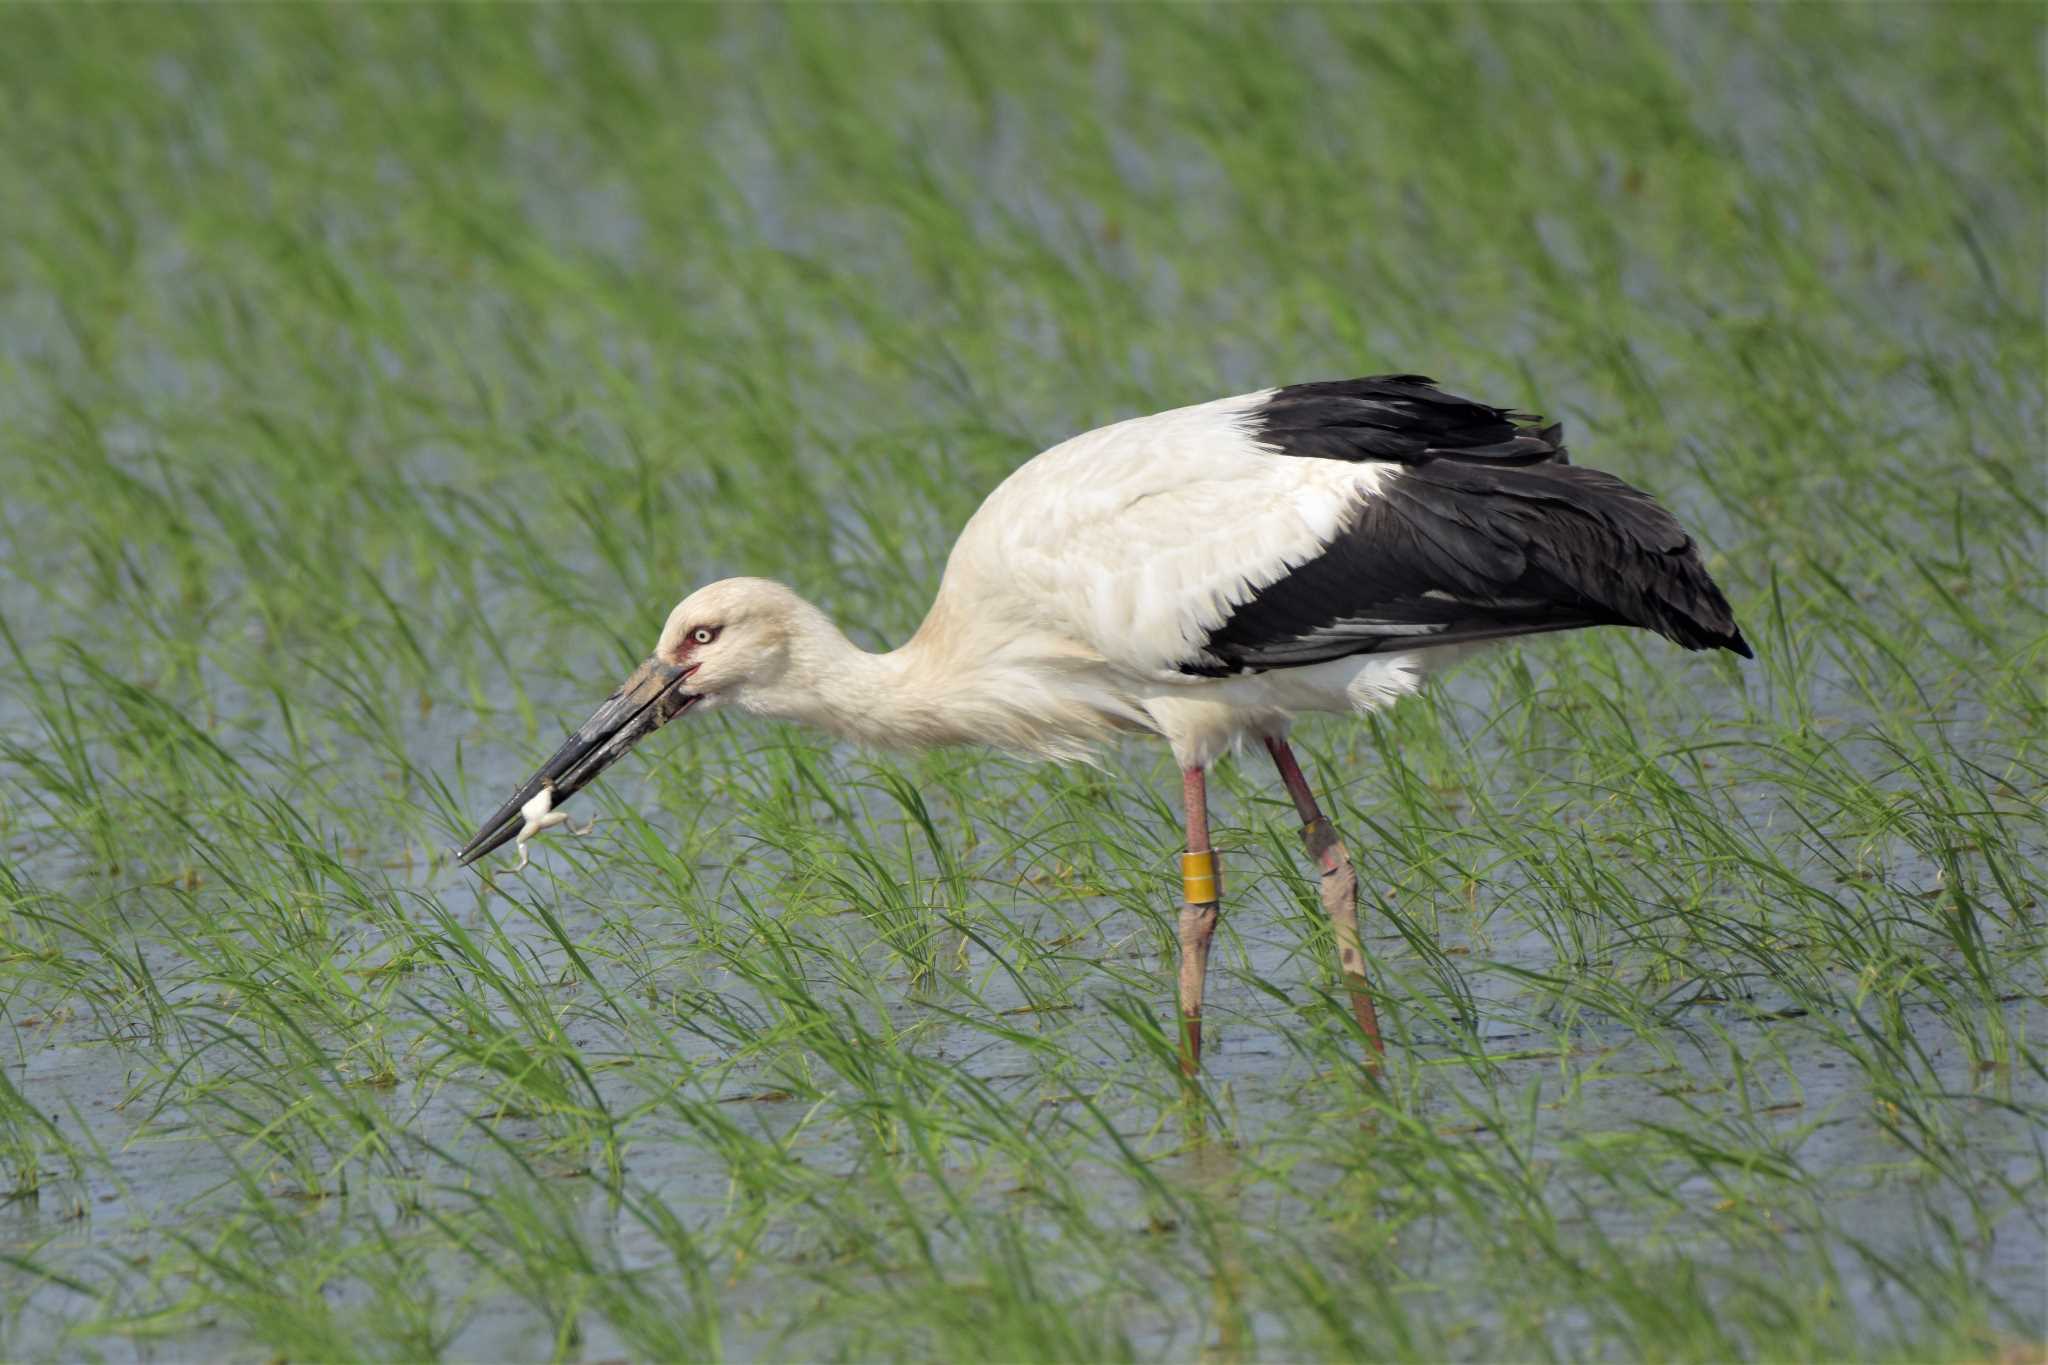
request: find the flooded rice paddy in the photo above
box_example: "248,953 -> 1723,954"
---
1,5 -> 2042,1360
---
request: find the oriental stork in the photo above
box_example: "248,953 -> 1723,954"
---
458,375 -> 1750,1074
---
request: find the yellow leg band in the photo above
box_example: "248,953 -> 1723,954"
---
1181,850 -> 1221,905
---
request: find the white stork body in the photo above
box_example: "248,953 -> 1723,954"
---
904,390 -> 1428,767
460,375 -> 1750,1073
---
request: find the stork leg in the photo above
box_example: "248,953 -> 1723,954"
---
1263,736 -> 1384,1063
1177,765 -> 1221,1077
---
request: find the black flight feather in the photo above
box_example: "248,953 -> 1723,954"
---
1253,374 -> 1569,468
1180,377 -> 1751,675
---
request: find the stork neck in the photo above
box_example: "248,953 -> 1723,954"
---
735,606 -> 968,751
733,591 -> 1123,761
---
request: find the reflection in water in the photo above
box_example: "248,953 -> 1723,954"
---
1175,1119 -> 1249,1363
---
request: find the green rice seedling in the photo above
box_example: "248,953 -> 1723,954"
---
0,2 -> 2041,1359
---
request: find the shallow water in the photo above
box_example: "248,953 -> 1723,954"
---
6,671 -> 2040,1358
3,4 -> 2043,1359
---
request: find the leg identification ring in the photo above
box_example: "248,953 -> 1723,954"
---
1181,850 -> 1221,906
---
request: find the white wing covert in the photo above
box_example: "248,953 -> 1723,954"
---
950,392 -> 1381,681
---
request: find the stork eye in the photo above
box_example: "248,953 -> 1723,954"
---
691,627 -> 717,645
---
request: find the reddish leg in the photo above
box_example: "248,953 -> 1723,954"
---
1177,765 -> 1221,1076
1264,736 -> 1384,1062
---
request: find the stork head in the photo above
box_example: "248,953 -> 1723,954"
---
456,577 -> 806,866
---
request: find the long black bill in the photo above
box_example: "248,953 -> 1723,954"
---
456,657 -> 698,867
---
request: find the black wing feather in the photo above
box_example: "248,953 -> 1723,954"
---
1181,377 -> 1751,675
1254,374 -> 1568,467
